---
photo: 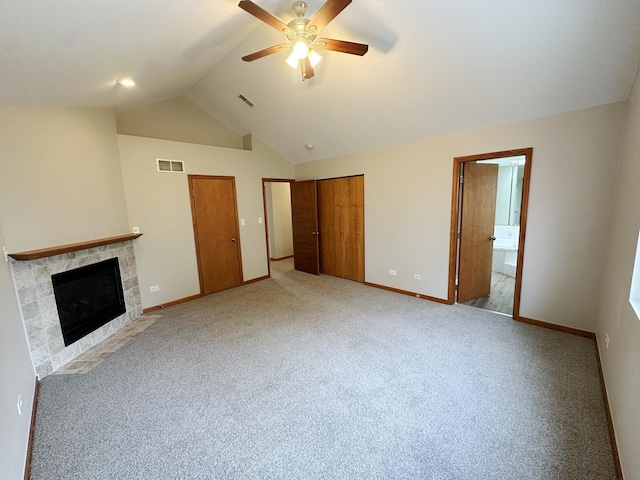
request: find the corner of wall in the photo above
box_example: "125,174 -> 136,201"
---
0,222 -> 37,480
242,134 -> 253,151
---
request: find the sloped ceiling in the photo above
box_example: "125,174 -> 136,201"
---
0,0 -> 256,108
2,0 -> 640,164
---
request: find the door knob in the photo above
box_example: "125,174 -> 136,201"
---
489,236 -> 496,241
311,232 -> 319,235
231,237 -> 237,243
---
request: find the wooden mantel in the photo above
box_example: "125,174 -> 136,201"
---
8,233 -> 143,261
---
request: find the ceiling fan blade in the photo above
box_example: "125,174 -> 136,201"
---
316,38 -> 368,56
307,0 -> 352,34
302,56 -> 315,79
242,44 -> 291,62
238,1 -> 289,33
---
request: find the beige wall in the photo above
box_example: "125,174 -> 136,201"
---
116,96 -> 243,150
0,107 -> 130,252
597,69 -> 640,478
0,107 -> 131,479
266,182 -> 293,259
0,223 -> 36,480
117,135 -> 294,308
296,102 -> 626,332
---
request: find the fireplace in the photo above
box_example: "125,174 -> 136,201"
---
8,236 -> 143,378
52,258 -> 126,346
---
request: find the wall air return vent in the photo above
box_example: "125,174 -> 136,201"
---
157,159 -> 185,173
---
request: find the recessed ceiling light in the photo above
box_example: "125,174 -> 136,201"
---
116,77 -> 136,87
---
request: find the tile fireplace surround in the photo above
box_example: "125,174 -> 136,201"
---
9,239 -> 143,378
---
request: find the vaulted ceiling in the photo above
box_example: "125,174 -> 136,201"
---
2,0 -> 640,163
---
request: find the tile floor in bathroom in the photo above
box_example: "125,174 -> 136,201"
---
459,271 -> 515,316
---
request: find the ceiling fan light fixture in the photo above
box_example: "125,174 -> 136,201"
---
285,51 -> 300,69
292,40 -> 309,59
238,0 -> 369,80
308,49 -> 322,67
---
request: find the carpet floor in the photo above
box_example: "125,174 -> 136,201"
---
30,259 -> 616,479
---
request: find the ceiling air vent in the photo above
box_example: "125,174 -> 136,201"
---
238,94 -> 254,107
156,159 -> 185,173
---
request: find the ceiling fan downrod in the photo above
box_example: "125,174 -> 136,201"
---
292,1 -> 307,18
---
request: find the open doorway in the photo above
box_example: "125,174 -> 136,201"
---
448,149 -> 532,318
262,178 -> 294,277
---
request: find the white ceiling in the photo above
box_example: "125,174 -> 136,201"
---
2,0 -> 640,164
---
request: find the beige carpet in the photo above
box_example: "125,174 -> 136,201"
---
30,258 -> 616,479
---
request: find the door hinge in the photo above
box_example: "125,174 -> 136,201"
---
459,175 -> 464,184
457,232 -> 461,239
455,284 -> 459,291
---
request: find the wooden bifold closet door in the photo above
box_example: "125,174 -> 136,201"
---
317,175 -> 364,282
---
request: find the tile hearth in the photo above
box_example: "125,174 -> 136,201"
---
54,315 -> 160,374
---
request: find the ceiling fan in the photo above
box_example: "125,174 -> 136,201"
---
238,0 -> 368,80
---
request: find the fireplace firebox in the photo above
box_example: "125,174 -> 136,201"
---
52,258 -> 126,346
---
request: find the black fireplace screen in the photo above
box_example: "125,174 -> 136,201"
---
52,257 -> 126,346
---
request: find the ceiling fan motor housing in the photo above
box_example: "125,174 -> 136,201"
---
287,3 -> 314,45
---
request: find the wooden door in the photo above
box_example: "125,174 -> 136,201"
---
317,176 -> 364,282
189,175 -> 243,294
457,163 -> 498,302
290,180 -> 319,275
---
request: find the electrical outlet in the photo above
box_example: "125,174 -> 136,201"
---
413,274 -> 421,280
149,285 -> 160,292
17,394 -> 22,416
240,218 -> 246,226
605,333 -> 610,348
132,227 -> 140,234
258,217 -> 263,224
389,270 -> 397,276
